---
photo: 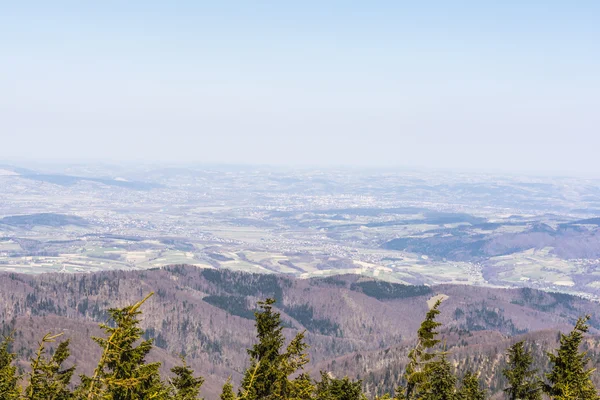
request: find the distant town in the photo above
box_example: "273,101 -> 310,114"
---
2,163 -> 600,300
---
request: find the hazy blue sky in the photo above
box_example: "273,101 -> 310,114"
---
1,1 -> 599,174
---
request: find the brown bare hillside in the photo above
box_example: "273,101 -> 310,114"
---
315,328 -> 600,399
1,265 -> 600,397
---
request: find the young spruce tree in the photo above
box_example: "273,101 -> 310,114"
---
396,299 -> 443,400
220,377 -> 237,400
502,341 -> 541,400
77,292 -> 169,400
238,298 -> 311,400
170,357 -> 205,400
288,373 -> 315,400
419,354 -> 457,400
315,371 -> 365,400
457,371 -> 486,400
0,334 -> 20,400
25,333 -> 75,400
544,316 -> 599,400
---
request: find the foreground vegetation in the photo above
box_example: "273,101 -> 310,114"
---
0,293 -> 598,399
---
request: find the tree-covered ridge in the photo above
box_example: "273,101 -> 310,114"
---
198,268 -> 286,302
1,294 -> 599,399
202,295 -> 257,320
349,281 -> 432,300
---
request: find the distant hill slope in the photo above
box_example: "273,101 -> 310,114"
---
316,328 -> 600,399
1,265 -> 599,397
0,213 -> 88,227
20,173 -> 162,190
383,221 -> 600,260
0,165 -> 162,190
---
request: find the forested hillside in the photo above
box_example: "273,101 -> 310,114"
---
1,265 -> 600,398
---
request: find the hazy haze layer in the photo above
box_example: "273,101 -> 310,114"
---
1,1 -> 599,174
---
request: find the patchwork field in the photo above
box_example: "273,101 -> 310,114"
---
2,164 -> 600,300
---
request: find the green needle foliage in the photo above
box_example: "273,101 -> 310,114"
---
502,341 -> 542,400
419,355 -> 457,400
220,377 -> 236,400
315,372 -> 365,400
77,292 -> 169,400
395,300 -> 488,400
238,298 -> 310,400
170,358 -> 204,400
544,316 -> 600,400
0,334 -> 20,400
457,371 -> 485,400
288,373 -> 315,400
24,333 -> 75,400
396,299 -> 444,400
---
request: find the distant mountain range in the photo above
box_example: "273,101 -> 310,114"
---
0,164 -> 160,190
